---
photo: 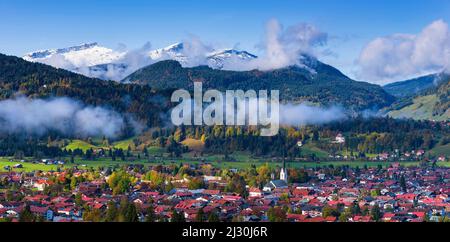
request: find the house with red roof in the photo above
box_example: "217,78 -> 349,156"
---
351,216 -> 372,222
249,188 -> 263,198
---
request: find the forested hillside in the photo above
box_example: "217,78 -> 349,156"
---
386,77 -> 450,121
383,74 -> 443,98
0,53 -> 172,128
123,60 -> 395,111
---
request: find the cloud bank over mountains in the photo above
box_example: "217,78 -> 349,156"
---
22,19 -> 450,85
23,19 -> 330,81
357,19 -> 450,84
219,19 -> 328,71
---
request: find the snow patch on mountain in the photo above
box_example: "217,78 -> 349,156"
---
207,49 -> 258,69
23,43 -> 125,69
23,42 -> 260,80
23,41 -> 319,81
147,42 -> 258,69
149,42 -> 188,62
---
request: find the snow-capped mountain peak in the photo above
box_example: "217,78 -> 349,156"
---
22,42 -> 260,81
206,49 -> 258,69
148,42 -> 188,64
24,42 -> 100,60
23,42 -> 125,68
208,49 -> 257,60
148,43 -> 258,69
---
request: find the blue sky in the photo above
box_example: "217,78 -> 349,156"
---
1,0 -> 449,81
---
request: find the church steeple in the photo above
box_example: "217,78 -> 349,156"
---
280,149 -> 288,182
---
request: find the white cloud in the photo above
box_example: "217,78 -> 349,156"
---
22,19 -> 330,80
180,36 -> 215,67
141,19 -> 328,72
222,19 -> 328,71
81,42 -> 156,81
40,54 -> 77,70
280,103 -> 347,125
0,97 -> 134,138
357,20 -> 450,84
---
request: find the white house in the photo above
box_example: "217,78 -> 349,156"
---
333,133 -> 345,144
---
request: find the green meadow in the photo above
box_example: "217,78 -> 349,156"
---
1,155 -> 449,173
3,138 -> 448,172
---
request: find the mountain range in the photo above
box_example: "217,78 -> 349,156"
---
23,42 -> 259,81
122,59 -> 394,111
10,42 -> 450,121
383,73 -> 448,98
23,43 -> 125,70
385,76 -> 449,121
0,53 -> 171,129
1,48 -> 395,123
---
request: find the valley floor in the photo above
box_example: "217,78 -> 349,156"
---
1,156 -> 449,172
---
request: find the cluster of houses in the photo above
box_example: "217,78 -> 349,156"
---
0,162 -> 449,222
324,133 -> 447,163
370,149 -> 430,161
326,149 -> 444,162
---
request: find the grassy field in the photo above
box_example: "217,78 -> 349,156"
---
0,158 -> 60,172
64,138 -> 138,152
339,150 -> 379,158
300,143 -> 329,158
2,156 -> 449,172
64,140 -> 98,152
4,139 -> 450,172
112,138 -> 136,150
182,138 -> 205,152
388,94 -> 449,121
428,143 -> 450,157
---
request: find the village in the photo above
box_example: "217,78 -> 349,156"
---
0,157 -> 449,223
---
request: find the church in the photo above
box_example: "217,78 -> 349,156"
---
263,158 -> 288,192
280,158 -> 288,182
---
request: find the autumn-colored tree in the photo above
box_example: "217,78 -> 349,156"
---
267,207 -> 287,222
